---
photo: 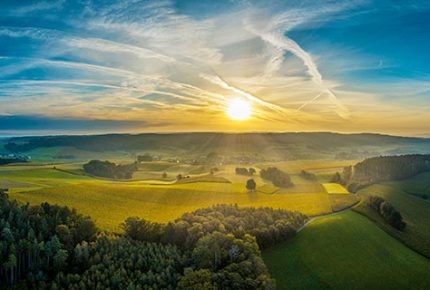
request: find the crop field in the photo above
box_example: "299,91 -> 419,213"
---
322,183 -> 349,194
10,183 -> 337,231
2,160 -> 360,231
262,211 -> 430,290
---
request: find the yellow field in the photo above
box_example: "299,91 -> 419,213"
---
3,160 -> 360,231
10,182 -> 337,231
322,183 -> 350,194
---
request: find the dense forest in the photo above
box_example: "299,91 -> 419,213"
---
260,167 -> 293,188
0,189 -> 98,289
335,154 -> 430,192
123,204 -> 307,249
83,160 -> 138,179
1,190 -> 307,289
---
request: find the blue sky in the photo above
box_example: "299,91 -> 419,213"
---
0,0 -> 429,136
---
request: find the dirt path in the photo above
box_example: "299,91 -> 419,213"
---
297,204 -> 357,233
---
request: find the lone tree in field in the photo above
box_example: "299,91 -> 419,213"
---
176,174 -> 183,180
162,172 -> 167,178
246,179 -> 256,192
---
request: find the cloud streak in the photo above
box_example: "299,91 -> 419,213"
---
1,0 -> 428,134
244,3 -> 355,119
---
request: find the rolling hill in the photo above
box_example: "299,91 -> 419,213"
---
2,132 -> 430,162
262,211 -> 430,290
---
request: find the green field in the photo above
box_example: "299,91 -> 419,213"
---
262,211 -> 430,290
356,174 -> 430,258
388,171 -> 430,199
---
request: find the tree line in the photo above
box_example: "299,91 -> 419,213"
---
367,196 -> 406,231
1,190 -> 307,289
0,189 -> 98,289
123,204 -> 307,251
83,160 -> 138,179
332,154 -> 430,192
122,204 -> 308,289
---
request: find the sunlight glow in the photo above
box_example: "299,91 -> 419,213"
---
227,98 -> 252,121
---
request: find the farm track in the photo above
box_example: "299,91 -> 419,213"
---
297,197 -> 361,233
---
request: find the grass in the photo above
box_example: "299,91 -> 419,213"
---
137,162 -> 179,171
329,194 -> 360,212
175,174 -> 230,184
322,183 -> 349,194
263,159 -> 359,175
356,179 -> 430,258
262,211 -> 430,290
388,171 -> 430,200
0,167 -> 95,188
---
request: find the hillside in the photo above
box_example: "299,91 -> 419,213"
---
262,211 -> 430,290
2,132 -> 430,162
355,171 -> 430,258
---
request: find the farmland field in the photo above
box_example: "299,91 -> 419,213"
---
322,182 -> 349,194
3,160 -> 360,231
10,183 -> 335,231
262,211 -> 430,290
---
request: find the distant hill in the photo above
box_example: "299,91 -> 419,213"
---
337,154 -> 430,192
3,132 -> 430,160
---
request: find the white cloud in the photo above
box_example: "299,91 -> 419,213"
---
3,0 -> 426,134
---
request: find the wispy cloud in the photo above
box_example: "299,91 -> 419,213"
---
0,0 -> 428,134
243,2 -> 359,118
11,0 -> 65,16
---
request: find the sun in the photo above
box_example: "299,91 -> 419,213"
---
227,98 -> 252,121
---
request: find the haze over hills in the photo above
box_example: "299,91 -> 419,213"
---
2,132 -> 430,161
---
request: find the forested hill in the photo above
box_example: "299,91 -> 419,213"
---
4,132 -> 430,158
338,154 -> 430,191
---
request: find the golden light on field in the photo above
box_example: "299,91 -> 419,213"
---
227,98 -> 252,121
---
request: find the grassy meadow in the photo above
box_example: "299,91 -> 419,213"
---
262,211 -> 430,290
356,173 -> 430,258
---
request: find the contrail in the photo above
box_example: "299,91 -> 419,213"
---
260,31 -> 350,119
245,7 -> 352,119
200,73 -> 295,118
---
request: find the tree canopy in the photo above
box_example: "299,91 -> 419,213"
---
83,160 -> 138,179
1,190 -> 308,289
260,167 -> 293,188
